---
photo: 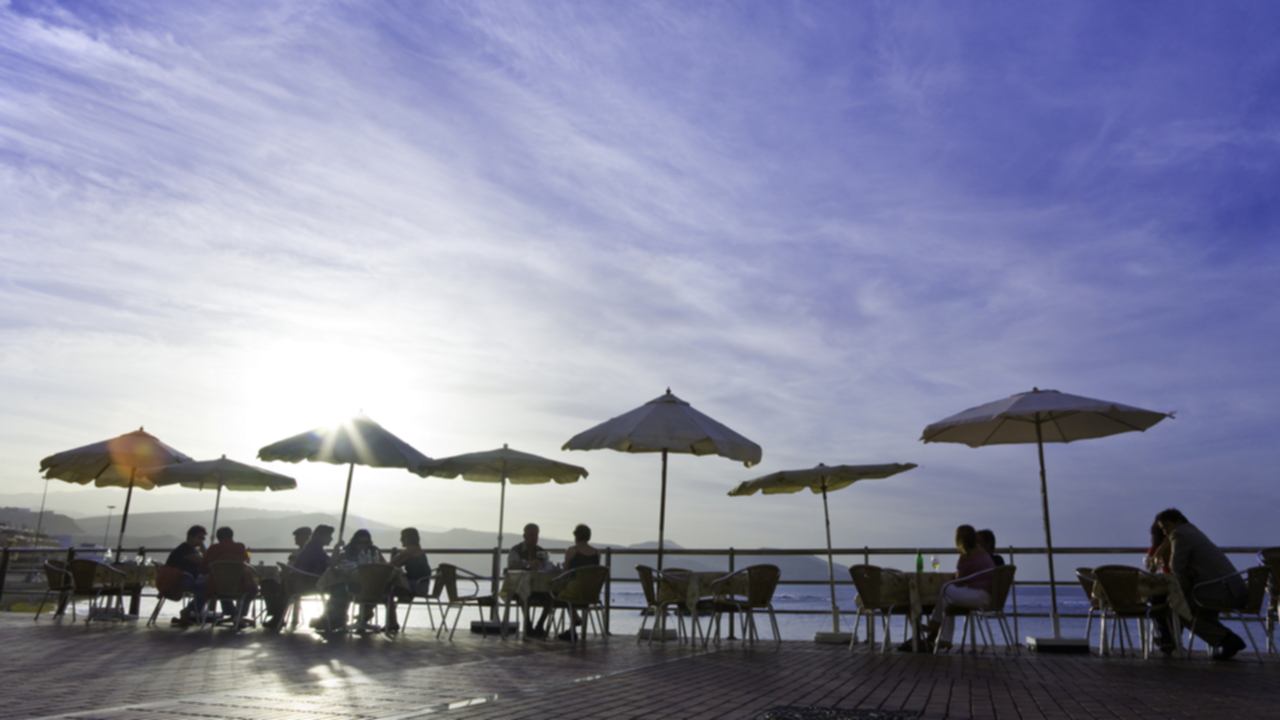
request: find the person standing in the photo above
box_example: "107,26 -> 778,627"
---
1156,508 -> 1247,660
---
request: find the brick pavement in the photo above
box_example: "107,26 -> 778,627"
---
3,615 -> 1275,720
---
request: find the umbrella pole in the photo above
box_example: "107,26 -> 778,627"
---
211,482 -> 223,533
1036,422 -> 1061,637
338,462 -> 355,542
822,485 -> 840,634
34,477 -> 50,541
657,450 -> 668,572
493,475 -> 507,609
117,471 -> 136,556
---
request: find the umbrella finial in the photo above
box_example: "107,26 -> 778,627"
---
665,387 -> 671,394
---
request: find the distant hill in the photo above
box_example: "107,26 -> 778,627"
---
10,501 -> 844,582
0,507 -> 83,537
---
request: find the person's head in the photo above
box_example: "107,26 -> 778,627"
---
523,523 -> 540,545
293,527 -> 312,547
1155,508 -> 1188,534
350,529 -> 373,546
976,529 -> 996,554
215,526 -> 234,542
187,525 -> 208,543
573,524 -> 591,543
955,525 -> 979,554
400,527 -> 420,546
311,525 -> 335,546
1149,521 -> 1165,548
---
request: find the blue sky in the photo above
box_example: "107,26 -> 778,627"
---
2,1 -> 1277,563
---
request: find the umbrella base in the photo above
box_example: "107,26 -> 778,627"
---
637,627 -> 679,641
813,631 -> 852,644
470,620 -> 519,636
1025,636 -> 1089,653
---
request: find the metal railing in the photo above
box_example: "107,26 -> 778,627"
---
3,543 -> 1270,637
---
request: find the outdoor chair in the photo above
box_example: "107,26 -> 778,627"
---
396,575 -> 439,634
33,560 -> 73,622
148,561 -> 195,627
848,564 -> 912,652
277,563 -> 323,631
349,563 -> 400,635
203,561 -> 259,631
548,565 -> 610,643
1091,565 -> 1166,658
635,565 -> 676,644
66,558 -> 125,624
1188,565 -> 1271,663
707,564 -> 781,648
434,563 -> 500,641
1075,568 -> 1102,649
636,565 -> 712,645
933,565 -> 1019,655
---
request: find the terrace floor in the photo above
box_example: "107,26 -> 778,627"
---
3,613 -> 1276,720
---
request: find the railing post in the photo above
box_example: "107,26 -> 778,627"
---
727,548 -> 736,639
0,547 -> 10,604
1008,545 -> 1018,643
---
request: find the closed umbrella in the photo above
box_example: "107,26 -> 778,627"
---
39,428 -> 194,553
563,389 -> 761,570
921,387 -> 1172,637
140,455 -> 297,531
257,415 -> 431,541
729,462 -> 918,640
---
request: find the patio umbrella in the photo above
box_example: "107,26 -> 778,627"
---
920,388 -> 1172,636
728,462 -> 918,639
38,428 -> 194,553
562,389 -> 762,570
257,415 -> 431,541
140,455 -> 297,532
415,444 -> 588,557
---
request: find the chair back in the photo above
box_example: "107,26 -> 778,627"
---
744,565 -> 781,607
554,565 -> 610,606
985,565 -> 1017,612
155,565 -> 188,600
208,561 -> 255,598
68,559 -> 108,594
1259,547 -> 1280,609
849,565 -> 889,609
655,570 -> 692,604
1239,565 -> 1270,615
635,565 -> 658,606
278,564 -> 319,597
354,563 -> 398,604
1074,567 -> 1100,609
434,563 -> 462,601
43,560 -> 72,592
1092,565 -> 1146,613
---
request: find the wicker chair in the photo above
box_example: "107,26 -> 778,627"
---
148,562 -> 195,627
1091,565 -> 1166,658
1188,565 -> 1271,662
707,564 -> 781,648
66,559 -> 125,624
276,563 -> 323,630
34,560 -> 73,622
933,565 -> 1019,655
434,563 -> 500,640
1074,567 -> 1102,649
848,565 -> 912,652
1258,547 -> 1279,653
349,563 -> 400,635
203,562 -> 259,631
548,565 -> 610,643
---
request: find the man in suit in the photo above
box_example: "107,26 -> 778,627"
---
1156,508 -> 1247,660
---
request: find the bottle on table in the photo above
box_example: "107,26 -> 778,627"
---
915,550 -> 924,573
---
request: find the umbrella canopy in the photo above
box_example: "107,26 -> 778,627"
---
729,463 -> 918,636
140,455 -> 297,531
39,427 -> 194,551
257,415 -> 431,541
563,389 -> 761,570
921,387 -> 1172,636
416,444 -> 587,553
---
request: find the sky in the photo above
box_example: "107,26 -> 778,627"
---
2,1 -> 1278,568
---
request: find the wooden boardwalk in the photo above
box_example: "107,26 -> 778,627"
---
3,614 -> 1275,720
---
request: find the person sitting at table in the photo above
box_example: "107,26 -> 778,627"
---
899,524 -> 994,652
321,528 -> 386,631
557,523 -> 601,640
1144,520 -> 1175,653
201,526 -> 258,627
977,529 -> 1005,566
509,522 -> 553,637
261,526 -> 312,630
164,525 -> 208,626
386,527 -> 431,633
1156,508 -> 1247,660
